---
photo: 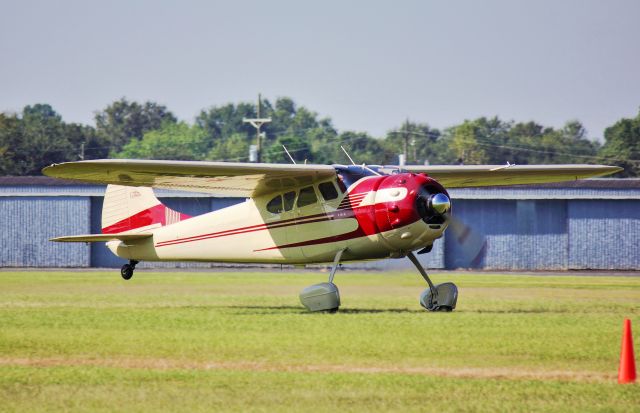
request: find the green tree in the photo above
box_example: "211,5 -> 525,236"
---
338,131 -> 393,165
504,121 -> 549,164
443,117 -> 599,166
64,122 -> 108,160
599,110 -> 640,177
384,121 -> 454,165
0,96 -> 618,174
0,105 -> 103,175
116,122 -> 209,160
554,121 -> 600,163
197,97 -> 339,164
196,103 -> 256,142
307,127 -> 342,164
0,112 -> 21,174
207,133 -> 250,162
263,134 -> 313,164
450,120 -> 490,164
12,104 -> 74,175
95,98 -> 176,155
262,98 -> 338,163
507,120 -> 599,165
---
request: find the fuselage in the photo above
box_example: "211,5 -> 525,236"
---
106,169 -> 451,264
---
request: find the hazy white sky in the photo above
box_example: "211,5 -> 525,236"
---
1,0 -> 639,140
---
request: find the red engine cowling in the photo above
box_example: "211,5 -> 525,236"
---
348,173 -> 451,252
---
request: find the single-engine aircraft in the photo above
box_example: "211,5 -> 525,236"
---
43,159 -> 621,312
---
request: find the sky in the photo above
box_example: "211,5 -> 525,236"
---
1,0 -> 639,140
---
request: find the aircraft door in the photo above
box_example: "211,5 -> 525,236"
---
296,181 -> 351,260
280,190 -> 305,260
262,192 -> 302,261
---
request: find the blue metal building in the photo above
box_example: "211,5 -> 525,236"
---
1,177 -> 638,270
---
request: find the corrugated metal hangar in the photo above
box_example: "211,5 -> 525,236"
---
1,177 -> 639,270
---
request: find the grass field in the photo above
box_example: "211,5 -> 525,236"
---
0,270 -> 639,412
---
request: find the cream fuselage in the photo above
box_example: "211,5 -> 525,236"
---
107,174 -> 449,264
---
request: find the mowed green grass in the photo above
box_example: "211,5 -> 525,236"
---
0,270 -> 639,412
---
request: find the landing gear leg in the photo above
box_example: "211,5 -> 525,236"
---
299,249 -> 345,312
328,248 -> 344,285
407,251 -> 458,312
120,260 -> 139,281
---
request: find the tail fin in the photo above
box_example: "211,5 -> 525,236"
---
101,185 -> 190,234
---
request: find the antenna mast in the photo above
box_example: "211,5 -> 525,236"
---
282,145 -> 296,164
243,94 -> 272,163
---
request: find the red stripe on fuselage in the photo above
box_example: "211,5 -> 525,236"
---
154,190 -> 372,248
154,190 -> 378,248
155,208 -> 359,248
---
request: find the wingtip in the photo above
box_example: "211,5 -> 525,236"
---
41,162 -> 64,177
41,164 -> 53,176
603,165 -> 624,175
42,162 -> 76,178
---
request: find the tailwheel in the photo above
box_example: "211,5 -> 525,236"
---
120,260 -> 139,281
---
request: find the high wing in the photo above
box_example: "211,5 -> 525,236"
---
43,160 -> 622,195
42,159 -> 337,197
50,234 -> 152,243
399,164 -> 622,188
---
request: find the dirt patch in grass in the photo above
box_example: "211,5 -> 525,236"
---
0,356 -> 614,383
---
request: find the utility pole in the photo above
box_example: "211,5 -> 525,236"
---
402,119 -> 409,164
243,94 -> 271,163
411,137 -> 417,163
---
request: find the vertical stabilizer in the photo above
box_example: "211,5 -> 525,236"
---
101,185 -> 190,234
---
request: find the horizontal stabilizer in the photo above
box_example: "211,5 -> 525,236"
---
50,233 -> 152,243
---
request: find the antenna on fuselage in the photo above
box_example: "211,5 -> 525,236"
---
340,145 -> 356,166
282,145 -> 297,164
340,145 -> 382,176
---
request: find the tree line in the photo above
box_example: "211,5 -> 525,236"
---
1,97 -> 638,176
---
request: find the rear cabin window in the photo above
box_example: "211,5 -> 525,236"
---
318,181 -> 339,201
297,186 -> 318,208
283,191 -> 296,211
266,195 -> 283,214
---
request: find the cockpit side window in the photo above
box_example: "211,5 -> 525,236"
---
283,191 -> 296,211
266,195 -> 283,214
297,186 -> 318,208
318,181 -> 339,201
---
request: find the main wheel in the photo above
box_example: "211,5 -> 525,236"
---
120,264 -> 134,280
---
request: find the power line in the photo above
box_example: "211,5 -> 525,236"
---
392,128 -> 640,165
28,121 -> 640,166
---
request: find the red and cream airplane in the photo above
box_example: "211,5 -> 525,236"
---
43,160 -> 620,312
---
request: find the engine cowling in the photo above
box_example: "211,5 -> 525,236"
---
371,173 -> 451,251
